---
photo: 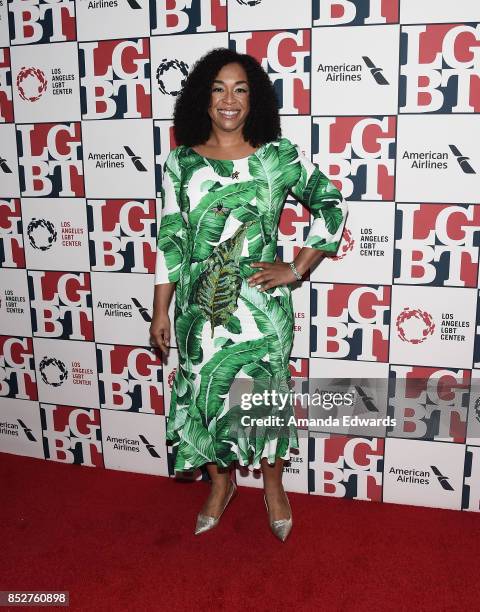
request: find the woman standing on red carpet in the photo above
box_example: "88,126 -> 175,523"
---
150,47 -> 347,541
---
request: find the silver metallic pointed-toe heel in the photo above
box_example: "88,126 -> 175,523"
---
264,493 -> 293,542
194,480 -> 237,535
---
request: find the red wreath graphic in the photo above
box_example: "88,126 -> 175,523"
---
332,227 -> 354,260
167,367 -> 177,390
396,307 -> 435,344
17,66 -> 48,102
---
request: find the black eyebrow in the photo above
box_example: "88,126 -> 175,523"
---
212,80 -> 248,84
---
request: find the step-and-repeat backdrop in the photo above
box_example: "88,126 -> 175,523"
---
1,0 -> 480,512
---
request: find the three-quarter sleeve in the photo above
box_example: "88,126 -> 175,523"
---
284,138 -> 347,254
155,148 -> 187,284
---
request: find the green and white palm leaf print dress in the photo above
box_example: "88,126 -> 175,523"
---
155,137 -> 347,472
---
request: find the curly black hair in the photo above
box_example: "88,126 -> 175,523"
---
172,47 -> 282,148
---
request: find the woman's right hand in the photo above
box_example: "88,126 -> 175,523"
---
149,312 -> 171,355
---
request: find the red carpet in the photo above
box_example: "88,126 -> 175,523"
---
1,452 -> 478,611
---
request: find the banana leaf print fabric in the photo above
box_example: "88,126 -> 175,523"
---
155,137 -> 347,471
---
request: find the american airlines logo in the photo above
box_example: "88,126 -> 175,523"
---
317,57 -> 389,85
88,146 -> 147,171
0,419 -> 38,442
139,434 -> 161,458
18,418 -> 37,442
430,465 -> 454,491
389,465 -> 455,490
362,56 -> 389,85
0,154 -> 13,174
106,434 -> 161,458
402,145 -> 476,173
354,385 -> 379,412
81,0 -> 143,9
448,145 -> 476,174
124,146 -> 147,172
131,297 -> 151,322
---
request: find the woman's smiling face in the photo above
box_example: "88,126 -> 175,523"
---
207,62 -> 251,133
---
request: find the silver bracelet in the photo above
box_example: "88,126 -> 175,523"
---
289,261 -> 302,281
